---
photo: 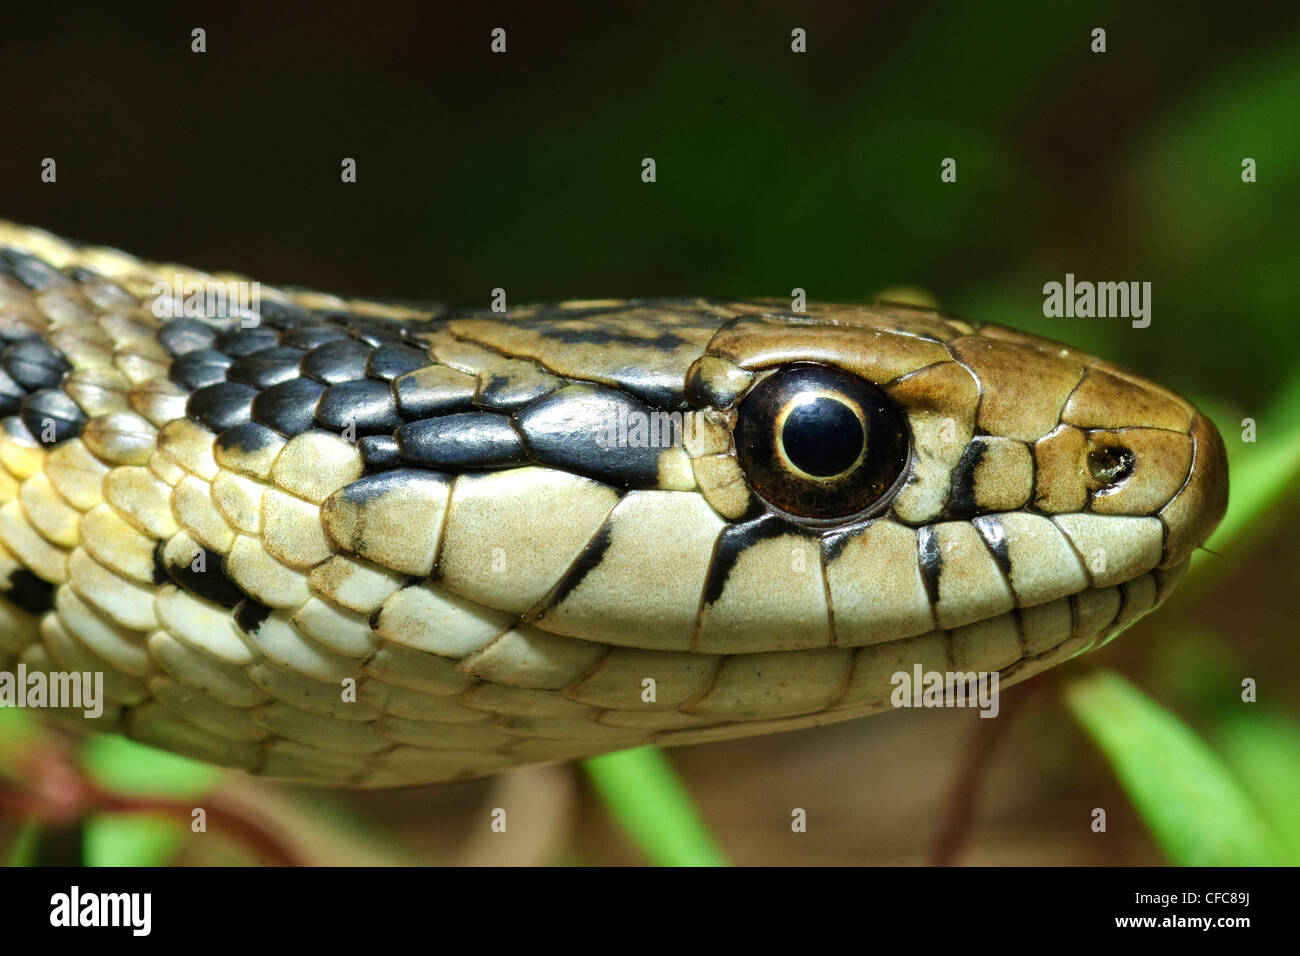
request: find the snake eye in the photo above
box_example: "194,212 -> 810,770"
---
734,364 -> 910,523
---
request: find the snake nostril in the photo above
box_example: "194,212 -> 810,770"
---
1087,446 -> 1135,485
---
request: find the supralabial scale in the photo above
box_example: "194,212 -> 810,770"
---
0,222 -> 1227,787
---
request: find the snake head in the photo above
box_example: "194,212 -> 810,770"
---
677,302 -> 1228,667
0,229 -> 1233,785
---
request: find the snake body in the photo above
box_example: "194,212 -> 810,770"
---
0,222 -> 1227,787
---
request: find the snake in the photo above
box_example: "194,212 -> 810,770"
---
0,221 -> 1227,788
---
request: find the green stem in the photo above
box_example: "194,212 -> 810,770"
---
583,747 -> 729,866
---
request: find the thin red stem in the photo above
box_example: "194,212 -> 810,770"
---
95,793 -> 301,867
1,750 -> 301,866
929,674 -> 1049,866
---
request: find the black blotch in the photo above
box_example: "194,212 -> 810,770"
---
316,379 -> 403,434
948,439 -> 987,518
365,345 -> 429,381
916,525 -> 943,608
701,514 -> 788,607
170,348 -> 234,391
0,248 -> 66,290
227,346 -> 306,389
337,468 -> 449,507
158,318 -> 217,357
293,307 -> 349,323
513,385 -> 664,488
234,598 -> 273,634
532,304 -> 629,322
0,367 -> 27,416
65,266 -> 102,284
348,321 -> 410,350
3,338 -> 71,391
301,338 -> 374,385
214,325 -> 279,358
253,300 -> 311,329
187,381 -> 258,432
396,412 -> 527,470
4,568 -> 56,614
609,372 -> 685,411
527,320 -> 688,351
822,529 -> 854,563
281,323 -> 348,350
251,377 -> 325,437
542,521 -> 614,610
150,541 -> 171,585
216,421 -> 282,456
20,389 -> 85,444
359,435 -> 401,469
972,515 -> 1012,577
684,362 -> 737,410
161,542 -> 246,609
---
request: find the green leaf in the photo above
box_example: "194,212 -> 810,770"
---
1063,670 -> 1278,866
79,734 -> 222,799
1206,369 -> 1300,554
1174,364 -> 1300,593
1213,709 -> 1300,865
583,747 -> 728,867
0,707 -> 41,780
5,820 -> 41,867
84,813 -> 185,867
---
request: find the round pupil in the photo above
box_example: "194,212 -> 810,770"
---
781,396 -> 864,477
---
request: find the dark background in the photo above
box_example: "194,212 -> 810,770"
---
2,1 -> 1298,406
1,0 -> 1297,864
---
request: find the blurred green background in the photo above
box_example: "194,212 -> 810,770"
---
0,0 -> 1297,864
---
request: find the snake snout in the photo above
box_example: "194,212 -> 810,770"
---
1038,358 -> 1228,571
1156,412 -> 1229,568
